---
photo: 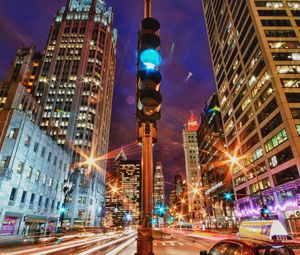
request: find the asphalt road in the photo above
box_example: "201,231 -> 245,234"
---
119,229 -> 236,255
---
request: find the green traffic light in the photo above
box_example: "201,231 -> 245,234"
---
140,49 -> 161,70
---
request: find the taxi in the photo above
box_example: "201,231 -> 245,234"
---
200,220 -> 300,255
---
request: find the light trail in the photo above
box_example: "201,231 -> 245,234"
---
4,233 -> 121,255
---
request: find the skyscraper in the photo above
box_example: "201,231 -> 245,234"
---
183,112 -> 202,222
35,0 -> 117,226
153,162 -> 165,211
202,0 -> 300,231
114,150 -> 141,225
197,93 -> 234,228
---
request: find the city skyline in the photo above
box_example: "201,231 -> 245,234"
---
0,0 -> 216,192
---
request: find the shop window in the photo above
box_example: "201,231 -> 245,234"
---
291,108 -> 300,119
269,146 -> 294,169
273,165 -> 299,186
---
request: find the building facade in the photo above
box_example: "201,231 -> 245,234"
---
34,0 -> 117,226
197,93 -> 235,228
202,0 -> 300,234
183,112 -> 202,222
153,162 -> 165,211
114,151 -> 141,225
0,110 -> 70,235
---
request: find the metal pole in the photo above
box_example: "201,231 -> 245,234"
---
136,122 -> 154,255
144,0 -> 152,18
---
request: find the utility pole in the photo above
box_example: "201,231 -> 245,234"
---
136,1 -> 162,254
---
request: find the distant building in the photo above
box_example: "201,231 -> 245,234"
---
0,110 -> 70,235
197,93 -> 235,228
153,162 -> 165,211
0,82 -> 42,123
114,150 -> 141,225
168,173 -> 189,223
5,46 -> 42,94
34,0 -> 117,227
183,112 -> 202,222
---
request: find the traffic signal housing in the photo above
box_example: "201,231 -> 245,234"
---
260,205 -> 269,220
136,17 -> 162,123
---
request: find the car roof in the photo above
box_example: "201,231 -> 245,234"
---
220,238 -> 300,248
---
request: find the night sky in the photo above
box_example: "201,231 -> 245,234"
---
0,0 -> 215,195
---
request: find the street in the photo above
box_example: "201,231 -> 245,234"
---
119,229 -> 236,255
0,229 -> 235,255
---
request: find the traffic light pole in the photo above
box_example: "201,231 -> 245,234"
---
144,0 -> 152,18
136,122 -> 154,255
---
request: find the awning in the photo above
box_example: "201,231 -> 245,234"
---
25,215 -> 48,223
4,212 -> 23,218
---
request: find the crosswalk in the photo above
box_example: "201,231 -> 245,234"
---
154,240 -> 195,247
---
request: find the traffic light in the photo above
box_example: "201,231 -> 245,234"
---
224,192 -> 234,201
136,17 -> 162,123
260,205 -> 269,220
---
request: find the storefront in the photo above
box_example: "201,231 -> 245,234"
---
47,217 -> 58,233
24,215 -> 48,236
0,212 -> 22,235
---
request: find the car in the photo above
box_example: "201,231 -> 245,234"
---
200,220 -> 300,255
200,238 -> 300,255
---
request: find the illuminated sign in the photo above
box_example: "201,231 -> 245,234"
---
205,181 -> 223,195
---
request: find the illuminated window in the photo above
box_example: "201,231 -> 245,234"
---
16,161 -> 24,174
25,166 -> 32,178
276,65 -> 300,74
296,124 -> 300,135
264,129 -> 288,152
35,170 -> 40,182
281,78 -> 300,88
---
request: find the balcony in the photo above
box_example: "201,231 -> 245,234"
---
0,168 -> 13,179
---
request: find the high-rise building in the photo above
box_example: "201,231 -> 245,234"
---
5,46 -> 42,94
197,93 -> 235,228
34,0 -> 117,226
183,112 -> 202,222
114,150 -> 141,225
202,0 -> 300,232
153,162 -> 165,211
